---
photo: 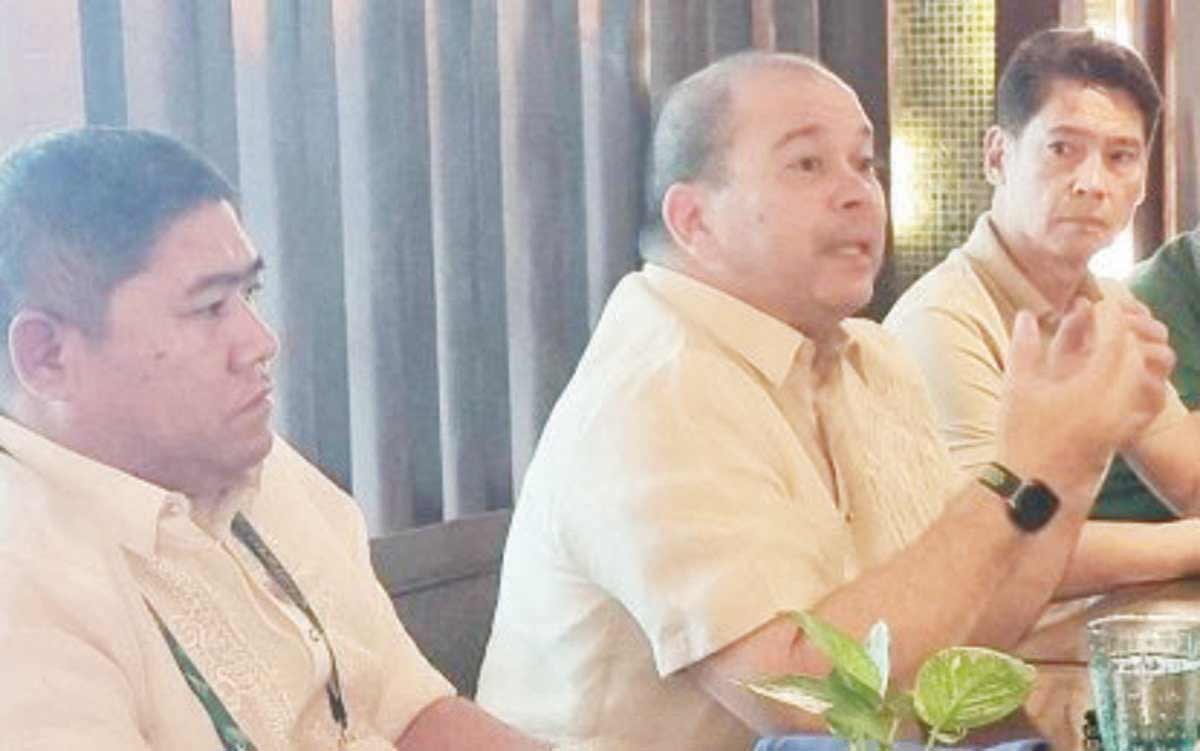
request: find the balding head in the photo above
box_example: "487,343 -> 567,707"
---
640,51 -> 833,260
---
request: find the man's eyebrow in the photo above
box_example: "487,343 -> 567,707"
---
1045,124 -> 1144,146
772,124 -> 874,151
185,257 -> 265,296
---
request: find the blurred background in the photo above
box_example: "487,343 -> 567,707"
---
2,0 -> 1195,536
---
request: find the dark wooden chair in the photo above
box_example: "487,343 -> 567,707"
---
369,509 -> 512,697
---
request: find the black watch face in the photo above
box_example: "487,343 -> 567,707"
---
1010,481 -> 1059,531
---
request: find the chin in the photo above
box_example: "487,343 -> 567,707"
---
225,430 -> 274,477
841,283 -> 877,316
248,429 -> 275,463
1052,234 -> 1110,262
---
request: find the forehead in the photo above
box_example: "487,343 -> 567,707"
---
136,201 -> 258,289
1025,78 -> 1146,141
726,67 -> 873,149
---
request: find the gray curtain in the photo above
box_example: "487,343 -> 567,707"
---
2,0 -> 840,535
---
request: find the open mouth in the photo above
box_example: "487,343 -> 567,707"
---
828,241 -> 879,264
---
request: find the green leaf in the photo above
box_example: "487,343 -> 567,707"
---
828,667 -> 884,712
913,647 -> 1036,738
785,611 -> 883,695
866,621 -> 891,696
825,668 -> 892,743
741,674 -> 835,715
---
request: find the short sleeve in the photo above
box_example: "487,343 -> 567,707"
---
556,352 -> 852,676
0,554 -> 152,751
1128,232 -> 1200,408
885,302 -> 1007,473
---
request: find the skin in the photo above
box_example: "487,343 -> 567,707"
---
986,78 -> 1200,515
10,200 -> 277,504
987,78 -> 1148,310
659,63 -> 1171,738
660,65 -> 886,347
6,200 -> 550,751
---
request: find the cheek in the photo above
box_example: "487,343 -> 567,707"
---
130,341 -> 214,396
130,344 -> 174,383
1122,178 -> 1147,207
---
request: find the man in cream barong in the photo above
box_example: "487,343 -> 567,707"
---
0,127 -> 560,751
478,50 -> 1190,751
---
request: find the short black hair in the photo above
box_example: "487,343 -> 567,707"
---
996,27 -> 1161,141
0,127 -> 237,354
639,51 -> 826,259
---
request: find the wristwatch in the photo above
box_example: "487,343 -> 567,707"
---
977,461 -> 1060,532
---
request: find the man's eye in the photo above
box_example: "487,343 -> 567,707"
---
789,156 -> 822,172
1047,142 -> 1071,157
1110,149 -> 1139,164
203,300 -> 226,318
859,157 -> 883,176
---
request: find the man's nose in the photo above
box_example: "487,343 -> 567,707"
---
1070,150 -> 1107,197
232,297 -> 280,371
833,167 -> 883,213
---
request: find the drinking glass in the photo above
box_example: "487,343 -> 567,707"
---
1086,613 -> 1200,751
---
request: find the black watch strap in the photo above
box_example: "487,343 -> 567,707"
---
977,461 -> 1060,532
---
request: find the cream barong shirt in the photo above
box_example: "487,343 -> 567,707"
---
0,416 -> 452,751
477,265 -> 961,750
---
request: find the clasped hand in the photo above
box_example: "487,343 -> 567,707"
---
996,297 -> 1174,512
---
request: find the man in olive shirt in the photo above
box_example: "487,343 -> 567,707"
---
1103,230 -> 1200,515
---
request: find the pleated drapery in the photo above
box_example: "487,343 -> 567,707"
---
1,1 -> 878,534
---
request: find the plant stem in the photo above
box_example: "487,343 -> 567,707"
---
923,726 -> 940,751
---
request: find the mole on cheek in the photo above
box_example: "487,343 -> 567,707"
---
152,350 -> 168,362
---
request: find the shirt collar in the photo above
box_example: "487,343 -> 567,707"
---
0,415 -> 258,557
642,263 -> 852,387
960,212 -> 1103,330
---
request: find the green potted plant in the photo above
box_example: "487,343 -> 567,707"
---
744,612 -> 1037,751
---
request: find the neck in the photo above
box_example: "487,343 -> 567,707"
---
9,396 -> 248,505
990,221 -> 1088,314
655,254 -> 847,347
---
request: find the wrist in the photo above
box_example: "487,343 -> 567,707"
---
976,461 -> 1060,532
994,444 -> 1109,516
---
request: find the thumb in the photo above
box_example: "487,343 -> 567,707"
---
1007,309 -> 1044,384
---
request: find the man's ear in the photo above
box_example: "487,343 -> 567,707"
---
662,181 -> 712,257
983,125 -> 1009,187
8,310 -> 73,402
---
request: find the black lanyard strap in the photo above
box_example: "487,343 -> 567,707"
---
146,511 -> 350,749
230,511 -> 350,737
144,597 -> 258,751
